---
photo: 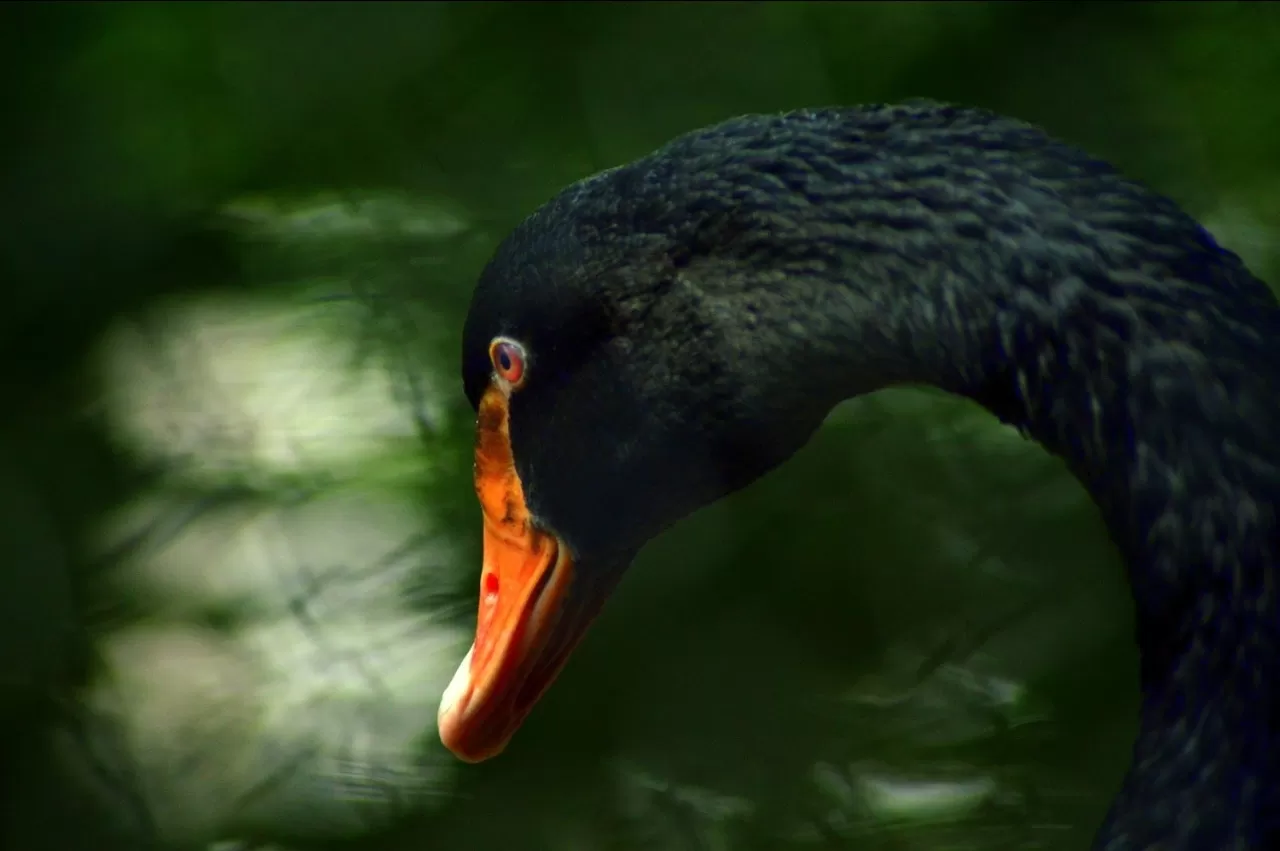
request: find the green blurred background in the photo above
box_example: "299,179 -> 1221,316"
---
1,2 -> 1277,849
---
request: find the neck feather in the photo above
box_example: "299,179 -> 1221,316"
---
618,103 -> 1280,845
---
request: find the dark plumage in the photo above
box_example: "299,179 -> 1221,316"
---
459,101 -> 1280,849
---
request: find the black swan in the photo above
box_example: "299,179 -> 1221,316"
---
439,101 -> 1280,849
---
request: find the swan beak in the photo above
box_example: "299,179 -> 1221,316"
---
438,384 -> 586,763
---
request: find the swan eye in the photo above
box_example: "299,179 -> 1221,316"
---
490,338 -> 528,388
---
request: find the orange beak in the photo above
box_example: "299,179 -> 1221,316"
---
438,383 -> 591,762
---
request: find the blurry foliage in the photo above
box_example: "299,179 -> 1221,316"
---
0,2 -> 1277,850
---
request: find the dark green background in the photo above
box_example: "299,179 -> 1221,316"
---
1,3 -> 1277,849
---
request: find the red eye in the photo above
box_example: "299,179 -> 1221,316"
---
490,338 -> 527,387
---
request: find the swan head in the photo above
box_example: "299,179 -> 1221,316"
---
439,116 -> 857,762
